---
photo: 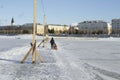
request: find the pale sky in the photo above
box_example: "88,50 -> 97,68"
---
0,0 -> 120,25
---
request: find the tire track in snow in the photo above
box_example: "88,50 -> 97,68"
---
14,64 -> 60,80
0,45 -> 61,80
70,62 -> 105,80
53,48 -> 103,80
54,40 -> 105,80
13,47 -> 61,80
83,63 -> 120,80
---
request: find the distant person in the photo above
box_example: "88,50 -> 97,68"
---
50,37 -> 58,50
50,37 -> 55,49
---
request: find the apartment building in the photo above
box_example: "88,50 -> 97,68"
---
37,24 -> 69,35
78,20 -> 111,35
112,19 -> 120,34
37,24 -> 48,35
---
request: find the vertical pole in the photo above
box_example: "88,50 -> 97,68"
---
43,15 -> 46,47
21,0 -> 43,64
33,0 -> 36,44
32,0 -> 37,63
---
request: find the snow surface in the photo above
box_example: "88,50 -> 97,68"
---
0,35 -> 120,80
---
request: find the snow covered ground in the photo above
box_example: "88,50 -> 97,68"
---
0,34 -> 120,80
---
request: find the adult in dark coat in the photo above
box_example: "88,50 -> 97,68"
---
50,37 -> 55,49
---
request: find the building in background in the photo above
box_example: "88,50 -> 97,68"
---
0,25 -> 22,34
78,20 -> 111,35
0,23 -> 33,34
107,23 -> 112,35
11,17 -> 14,26
112,19 -> 120,35
69,23 -> 79,34
37,24 -> 48,35
47,24 -> 69,35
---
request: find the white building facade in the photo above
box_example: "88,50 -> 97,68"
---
48,24 -> 69,31
78,20 -> 111,35
37,24 -> 69,35
37,24 -> 48,35
112,19 -> 120,34
48,24 -> 69,35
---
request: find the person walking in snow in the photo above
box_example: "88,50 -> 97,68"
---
50,37 -> 58,50
50,37 -> 55,49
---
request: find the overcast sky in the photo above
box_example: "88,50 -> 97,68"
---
0,0 -> 120,25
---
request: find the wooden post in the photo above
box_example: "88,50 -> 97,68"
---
21,0 -> 43,64
32,0 -> 37,63
42,15 -> 46,47
32,0 -> 36,44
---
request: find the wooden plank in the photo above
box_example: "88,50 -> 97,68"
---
21,47 -> 33,63
32,44 -> 36,64
37,40 -> 44,47
36,50 -> 43,63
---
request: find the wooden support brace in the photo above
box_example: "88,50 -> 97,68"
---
38,41 -> 43,47
32,43 -> 36,64
36,50 -> 43,63
32,52 -> 36,64
38,40 -> 44,47
21,47 -> 33,64
21,0 -> 43,64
